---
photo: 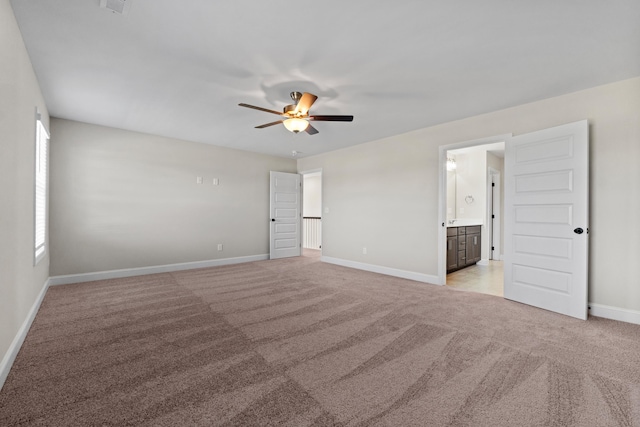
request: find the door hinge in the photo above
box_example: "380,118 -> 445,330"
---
492,215 -> 495,219
492,246 -> 495,251
492,182 -> 495,187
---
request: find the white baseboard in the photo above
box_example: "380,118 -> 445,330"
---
49,254 -> 269,286
0,278 -> 50,391
588,303 -> 640,326
321,256 -> 439,284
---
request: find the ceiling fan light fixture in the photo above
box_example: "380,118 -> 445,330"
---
283,118 -> 309,133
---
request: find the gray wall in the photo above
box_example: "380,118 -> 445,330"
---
455,150 -> 486,221
49,119 -> 296,275
303,174 -> 322,217
298,77 -> 640,312
0,0 -> 50,375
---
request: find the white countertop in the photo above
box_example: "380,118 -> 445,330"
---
446,219 -> 483,228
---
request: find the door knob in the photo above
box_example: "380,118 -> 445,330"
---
271,218 -> 275,222
573,227 -> 584,234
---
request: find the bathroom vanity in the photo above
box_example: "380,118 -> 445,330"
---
446,225 -> 481,273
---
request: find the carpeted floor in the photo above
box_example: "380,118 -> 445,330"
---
1,253 -> 639,426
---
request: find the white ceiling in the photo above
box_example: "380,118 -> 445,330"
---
11,0 -> 640,158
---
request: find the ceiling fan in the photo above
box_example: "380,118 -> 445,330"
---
239,92 -> 353,135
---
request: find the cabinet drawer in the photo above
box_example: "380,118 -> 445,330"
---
457,227 -> 466,235
466,226 -> 481,234
447,227 -> 457,237
458,239 -> 466,250
458,251 -> 466,264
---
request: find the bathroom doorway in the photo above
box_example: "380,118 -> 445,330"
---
443,140 -> 505,296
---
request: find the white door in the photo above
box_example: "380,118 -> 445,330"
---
504,120 -> 589,320
270,171 -> 301,259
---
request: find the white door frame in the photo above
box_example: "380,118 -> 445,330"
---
438,134 -> 512,285
299,168 -> 323,255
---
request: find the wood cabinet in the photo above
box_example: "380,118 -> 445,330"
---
446,229 -> 458,271
446,226 -> 481,273
465,226 -> 481,265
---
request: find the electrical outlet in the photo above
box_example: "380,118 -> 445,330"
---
213,178 -> 219,186
362,247 -> 367,255
217,244 -> 223,251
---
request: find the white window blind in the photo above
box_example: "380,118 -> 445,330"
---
34,118 -> 49,264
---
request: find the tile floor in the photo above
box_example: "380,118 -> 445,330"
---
446,260 -> 504,297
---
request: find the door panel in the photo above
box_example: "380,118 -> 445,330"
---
504,120 -> 589,320
270,171 -> 301,259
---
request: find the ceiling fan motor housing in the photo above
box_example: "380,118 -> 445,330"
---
283,104 -> 297,115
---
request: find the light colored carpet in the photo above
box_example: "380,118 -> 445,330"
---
1,254 -> 639,426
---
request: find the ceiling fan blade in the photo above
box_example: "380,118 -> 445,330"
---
305,124 -> 319,135
294,93 -> 318,116
309,115 -> 354,122
239,103 -> 283,116
255,120 -> 284,129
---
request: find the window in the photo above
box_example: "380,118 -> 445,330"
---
34,116 -> 49,264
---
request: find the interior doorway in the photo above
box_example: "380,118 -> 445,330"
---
301,170 -> 322,257
440,122 -> 589,319
440,137 -> 508,297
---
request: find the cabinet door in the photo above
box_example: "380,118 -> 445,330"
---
466,233 -> 481,264
446,236 -> 458,271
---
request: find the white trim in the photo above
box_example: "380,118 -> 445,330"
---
0,278 -> 50,391
49,254 -> 269,286
321,256 -> 440,285
588,303 -> 640,326
477,259 -> 490,266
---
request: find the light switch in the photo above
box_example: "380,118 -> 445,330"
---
196,176 -> 203,184
213,178 -> 219,186
324,207 -> 330,213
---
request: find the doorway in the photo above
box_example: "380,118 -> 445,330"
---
301,170 -> 322,258
440,136 -> 509,296
439,121 -> 589,320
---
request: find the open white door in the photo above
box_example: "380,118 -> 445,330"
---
270,171 -> 301,259
504,120 -> 589,319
